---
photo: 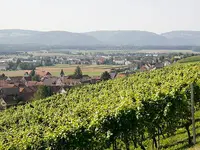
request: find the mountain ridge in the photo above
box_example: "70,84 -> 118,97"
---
0,29 -> 200,46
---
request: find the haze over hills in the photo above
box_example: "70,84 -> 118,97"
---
86,30 -> 168,46
0,30 -> 101,46
0,29 -> 200,47
161,31 -> 200,46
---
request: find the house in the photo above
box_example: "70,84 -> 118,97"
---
59,87 -> 67,94
25,81 -> 44,87
81,75 -> 91,81
153,63 -> 164,69
92,60 -> 98,65
116,73 -> 127,78
26,70 -> 52,78
140,63 -> 155,71
0,98 -> 6,110
114,59 -> 125,65
125,61 -> 132,65
19,86 -> 38,102
0,74 -> 7,80
43,77 -> 58,86
144,64 -> 154,70
0,87 -> 20,110
97,57 -> 105,64
6,76 -> 26,84
109,72 -> 118,79
91,76 -> 101,84
22,76 -> 32,82
24,72 -> 29,77
164,60 -> 171,66
0,87 -> 19,96
0,63 -> 9,71
140,65 -> 148,71
0,80 -> 10,87
0,96 -> 19,110
56,77 -> 81,86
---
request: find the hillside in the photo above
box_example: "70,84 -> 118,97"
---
1,63 -> 200,149
178,56 -> 200,63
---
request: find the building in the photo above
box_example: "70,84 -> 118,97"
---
0,63 -> 9,71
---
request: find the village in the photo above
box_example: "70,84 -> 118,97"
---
0,50 -> 195,110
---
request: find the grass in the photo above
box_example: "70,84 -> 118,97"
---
137,49 -> 193,53
144,109 -> 200,150
178,56 -> 200,63
0,64 -> 123,77
110,108 -> 200,150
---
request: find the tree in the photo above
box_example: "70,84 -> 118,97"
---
30,68 -> 36,77
8,62 -> 17,70
159,56 -> 165,62
101,71 -> 111,81
34,85 -> 52,99
16,59 -> 21,65
60,69 -> 65,77
1,73 -> 5,77
73,66 -> 83,79
32,75 -> 40,81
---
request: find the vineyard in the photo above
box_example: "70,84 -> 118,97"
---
1,63 -> 200,149
178,56 -> 200,63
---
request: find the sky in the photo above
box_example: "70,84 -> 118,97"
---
0,0 -> 198,33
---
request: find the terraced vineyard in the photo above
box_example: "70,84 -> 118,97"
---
1,63 -> 200,149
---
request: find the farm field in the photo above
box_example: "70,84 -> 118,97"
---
0,64 -> 124,77
137,49 -> 194,53
53,49 -> 195,54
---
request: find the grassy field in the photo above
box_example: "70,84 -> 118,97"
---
178,56 -> 200,63
137,49 -> 194,53
0,64 -> 123,77
128,108 -> 200,150
36,49 -> 195,55
158,109 -> 200,150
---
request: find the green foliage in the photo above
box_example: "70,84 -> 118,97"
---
178,56 -> 200,63
1,63 -> 200,149
31,75 -> 40,82
73,66 -> 83,79
101,71 -> 111,81
30,69 -> 35,77
1,73 -> 5,77
16,58 -> 21,65
8,61 -> 18,70
18,63 -> 36,70
34,85 -> 52,100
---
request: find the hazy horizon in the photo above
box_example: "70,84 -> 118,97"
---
0,0 -> 198,33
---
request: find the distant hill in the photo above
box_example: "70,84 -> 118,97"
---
0,29 -> 101,46
161,31 -> 200,45
0,29 -> 200,47
86,30 -> 168,46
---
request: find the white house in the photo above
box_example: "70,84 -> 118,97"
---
0,64 -> 9,71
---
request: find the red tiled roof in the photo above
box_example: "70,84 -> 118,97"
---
36,82 -> 44,86
19,87 -> 25,93
20,86 -> 36,93
116,73 -> 126,78
0,80 -> 7,87
26,70 -> 52,77
92,76 -> 101,80
26,81 -> 44,87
